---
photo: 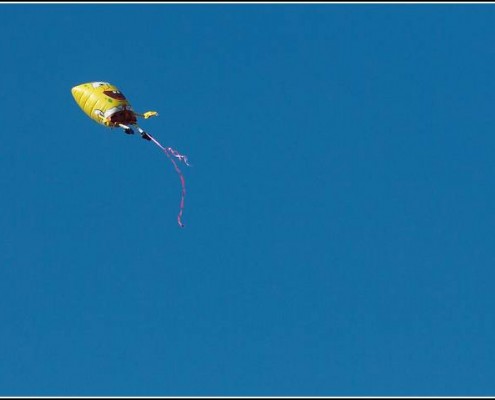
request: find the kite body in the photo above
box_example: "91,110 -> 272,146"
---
71,81 -> 136,127
71,81 -> 189,228
71,81 -> 158,138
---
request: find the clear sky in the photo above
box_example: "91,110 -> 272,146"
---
1,2 -> 495,396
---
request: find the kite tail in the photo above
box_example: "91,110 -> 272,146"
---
147,133 -> 189,228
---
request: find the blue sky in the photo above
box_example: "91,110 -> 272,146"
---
1,2 -> 495,396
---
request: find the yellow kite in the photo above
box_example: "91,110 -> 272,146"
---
71,81 -> 158,140
71,81 -> 191,228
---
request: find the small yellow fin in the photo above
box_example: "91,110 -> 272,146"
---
143,111 -> 159,119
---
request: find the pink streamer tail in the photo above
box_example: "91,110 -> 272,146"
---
147,134 -> 189,228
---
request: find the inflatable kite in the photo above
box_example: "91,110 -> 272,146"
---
71,81 -> 190,228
